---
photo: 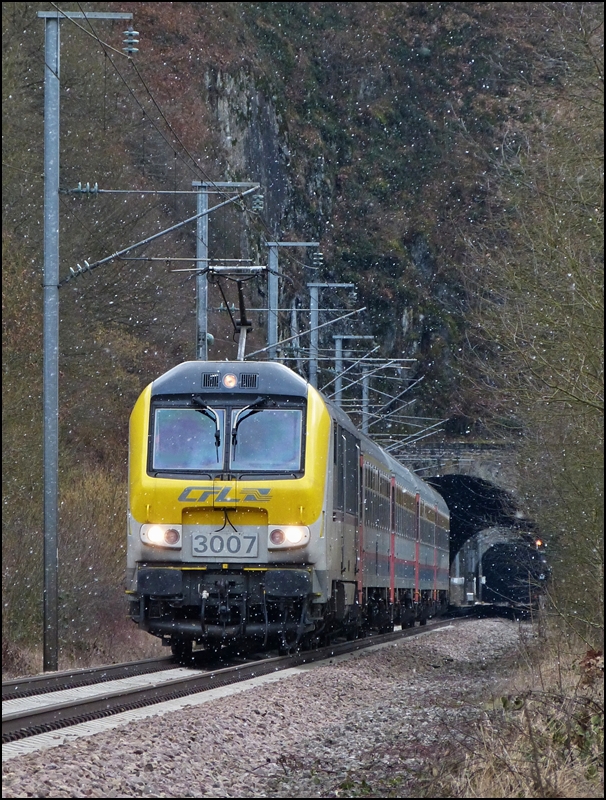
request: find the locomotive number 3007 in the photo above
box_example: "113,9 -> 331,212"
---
191,532 -> 258,558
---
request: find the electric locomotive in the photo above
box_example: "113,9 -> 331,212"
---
126,360 -> 450,658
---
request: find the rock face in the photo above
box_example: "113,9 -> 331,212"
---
207,68 -> 292,236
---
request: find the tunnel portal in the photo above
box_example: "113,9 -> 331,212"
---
426,474 -> 542,606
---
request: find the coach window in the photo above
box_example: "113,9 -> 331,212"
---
230,408 -> 303,472
152,407 -> 224,471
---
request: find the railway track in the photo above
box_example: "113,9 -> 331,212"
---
3,617 -> 466,745
2,655 -> 175,701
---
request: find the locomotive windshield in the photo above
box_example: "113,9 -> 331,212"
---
152,408 -> 225,470
230,408 -> 303,472
150,401 -> 304,476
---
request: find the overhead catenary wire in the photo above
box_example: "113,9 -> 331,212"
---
319,346 -> 381,392
350,405 -> 416,425
324,359 -> 405,400
60,186 -> 259,286
244,307 -> 367,360
384,420 -> 448,450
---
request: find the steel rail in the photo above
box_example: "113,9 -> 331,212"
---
2,656 -> 175,701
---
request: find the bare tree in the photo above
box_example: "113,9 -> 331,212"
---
464,2 -> 603,645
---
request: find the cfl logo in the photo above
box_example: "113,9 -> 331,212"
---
177,486 -> 272,503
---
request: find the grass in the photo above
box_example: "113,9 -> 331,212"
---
2,621 -> 165,680
414,622 -> 604,799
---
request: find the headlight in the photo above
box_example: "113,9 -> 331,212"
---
140,524 -> 182,549
268,526 -> 310,549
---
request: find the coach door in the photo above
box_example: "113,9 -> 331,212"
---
333,425 -> 359,585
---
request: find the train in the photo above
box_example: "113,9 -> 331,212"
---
126,360 -> 450,659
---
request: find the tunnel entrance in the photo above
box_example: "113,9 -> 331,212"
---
426,474 -> 541,606
426,474 -> 527,561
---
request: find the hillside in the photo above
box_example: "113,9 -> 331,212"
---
3,2 -> 543,437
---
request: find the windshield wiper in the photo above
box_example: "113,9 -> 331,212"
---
231,396 -> 275,447
192,396 -> 221,460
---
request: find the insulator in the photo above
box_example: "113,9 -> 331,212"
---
74,182 -> 99,195
123,27 -> 139,55
312,251 -> 324,267
251,194 -> 264,212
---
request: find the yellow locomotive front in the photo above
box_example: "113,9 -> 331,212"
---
126,361 -> 331,657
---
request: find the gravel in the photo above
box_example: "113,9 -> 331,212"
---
2,618 -> 524,798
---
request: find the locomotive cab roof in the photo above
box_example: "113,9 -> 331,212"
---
150,360 -> 308,398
